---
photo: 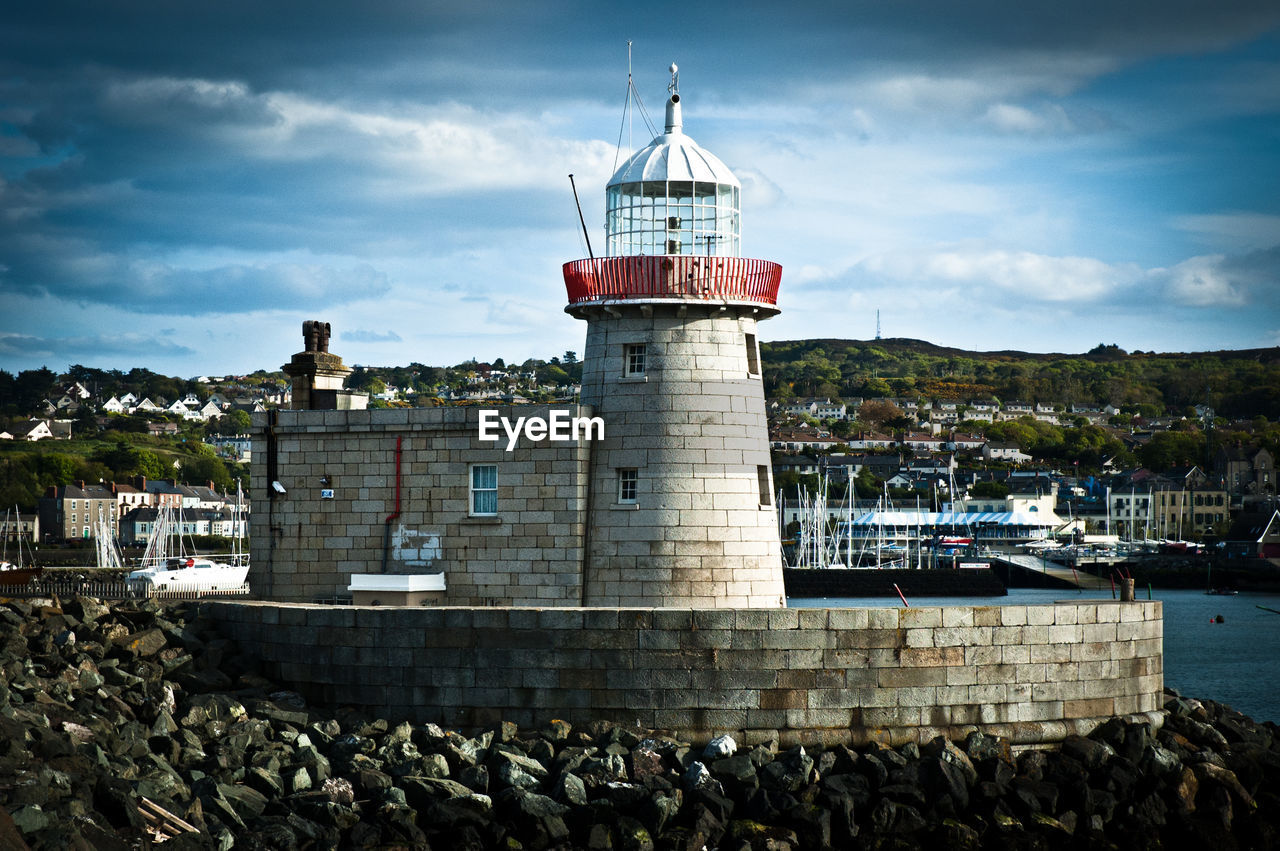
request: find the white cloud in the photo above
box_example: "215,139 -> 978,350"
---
1158,254 -> 1247,307
99,73 -> 620,197
0,330 -> 196,361
484,298 -> 555,331
858,247 -> 1138,302
981,102 -> 1082,136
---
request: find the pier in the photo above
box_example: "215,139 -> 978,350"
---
991,552 -> 1112,591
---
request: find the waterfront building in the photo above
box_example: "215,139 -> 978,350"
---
251,71 -> 785,607
38,481 -> 118,541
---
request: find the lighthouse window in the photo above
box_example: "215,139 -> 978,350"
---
625,344 -> 646,377
469,464 -> 498,516
745,333 -> 759,375
618,469 -> 638,504
605,177 -> 740,258
757,466 -> 772,506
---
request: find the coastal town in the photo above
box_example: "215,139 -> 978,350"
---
4,6 -> 1280,843
1,345 -> 1276,567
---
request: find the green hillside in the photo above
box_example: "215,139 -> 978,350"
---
760,338 -> 1280,419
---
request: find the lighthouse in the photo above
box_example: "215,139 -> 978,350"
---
564,66 -> 786,608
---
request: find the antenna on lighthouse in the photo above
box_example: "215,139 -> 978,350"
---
668,62 -> 679,95
612,43 -> 657,174
568,174 -> 594,260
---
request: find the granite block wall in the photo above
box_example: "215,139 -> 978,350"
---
249,406 -> 591,605
203,599 -> 1163,747
577,307 -> 785,608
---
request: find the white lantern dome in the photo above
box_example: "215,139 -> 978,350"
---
605,69 -> 741,258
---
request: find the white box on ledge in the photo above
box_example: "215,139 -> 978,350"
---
348,573 -> 446,606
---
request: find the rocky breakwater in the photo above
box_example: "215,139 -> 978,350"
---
1,597 -> 1279,850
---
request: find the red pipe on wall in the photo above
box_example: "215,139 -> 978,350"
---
380,436 -> 403,574
387,435 -> 402,524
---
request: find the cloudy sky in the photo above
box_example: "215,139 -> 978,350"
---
2,1 -> 1278,377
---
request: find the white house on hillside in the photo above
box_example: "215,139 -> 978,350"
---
983,442 -> 1032,463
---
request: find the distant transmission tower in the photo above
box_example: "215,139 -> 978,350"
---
875,310 -> 882,340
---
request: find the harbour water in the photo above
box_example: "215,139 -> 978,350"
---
790,588 -> 1280,724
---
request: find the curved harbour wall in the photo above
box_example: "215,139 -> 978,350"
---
201,599 -> 1162,747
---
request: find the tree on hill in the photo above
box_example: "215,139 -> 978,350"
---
1138,431 -> 1206,471
971,481 -> 1010,499
211,409 -> 252,435
857,400 -> 904,429
0,367 -> 57,412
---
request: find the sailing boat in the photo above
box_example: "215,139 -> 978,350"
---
0,506 -> 42,585
126,503 -> 247,591
94,517 -> 125,570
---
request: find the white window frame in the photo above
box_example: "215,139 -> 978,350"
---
618,468 -> 638,504
469,464 -> 498,516
624,344 -> 646,377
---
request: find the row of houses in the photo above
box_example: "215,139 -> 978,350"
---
779,396 -> 1119,427
96,392 -> 268,422
0,419 -> 72,441
36,477 -> 250,543
770,427 -> 1032,462
117,505 -> 247,544
38,379 -> 285,423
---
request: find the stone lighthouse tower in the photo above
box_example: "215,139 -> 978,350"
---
564,66 -> 786,608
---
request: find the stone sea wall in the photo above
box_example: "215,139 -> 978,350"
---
2,596 -> 1272,850
201,600 -> 1163,747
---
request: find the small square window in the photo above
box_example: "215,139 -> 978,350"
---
470,464 -> 498,516
625,344 -> 646,377
618,469 -> 638,504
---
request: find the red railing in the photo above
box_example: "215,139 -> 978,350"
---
563,256 -> 782,306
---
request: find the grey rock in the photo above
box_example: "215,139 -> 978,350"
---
615,814 -> 655,851
219,782 -> 269,820
10,804 -> 51,834
703,734 -> 737,760
709,754 -> 760,787
871,798 -> 927,834
553,770 -> 589,806
579,752 -> 629,787
496,759 -> 543,791
286,766 -> 312,793
459,764 -> 489,793
1062,734 -> 1115,769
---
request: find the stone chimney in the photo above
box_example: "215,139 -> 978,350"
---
282,320 -> 367,411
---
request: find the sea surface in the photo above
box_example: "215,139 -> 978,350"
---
789,588 -> 1280,724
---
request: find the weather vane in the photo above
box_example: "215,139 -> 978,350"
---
668,62 -> 679,96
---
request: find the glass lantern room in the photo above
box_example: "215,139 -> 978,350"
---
606,179 -> 739,257
604,79 -> 742,258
